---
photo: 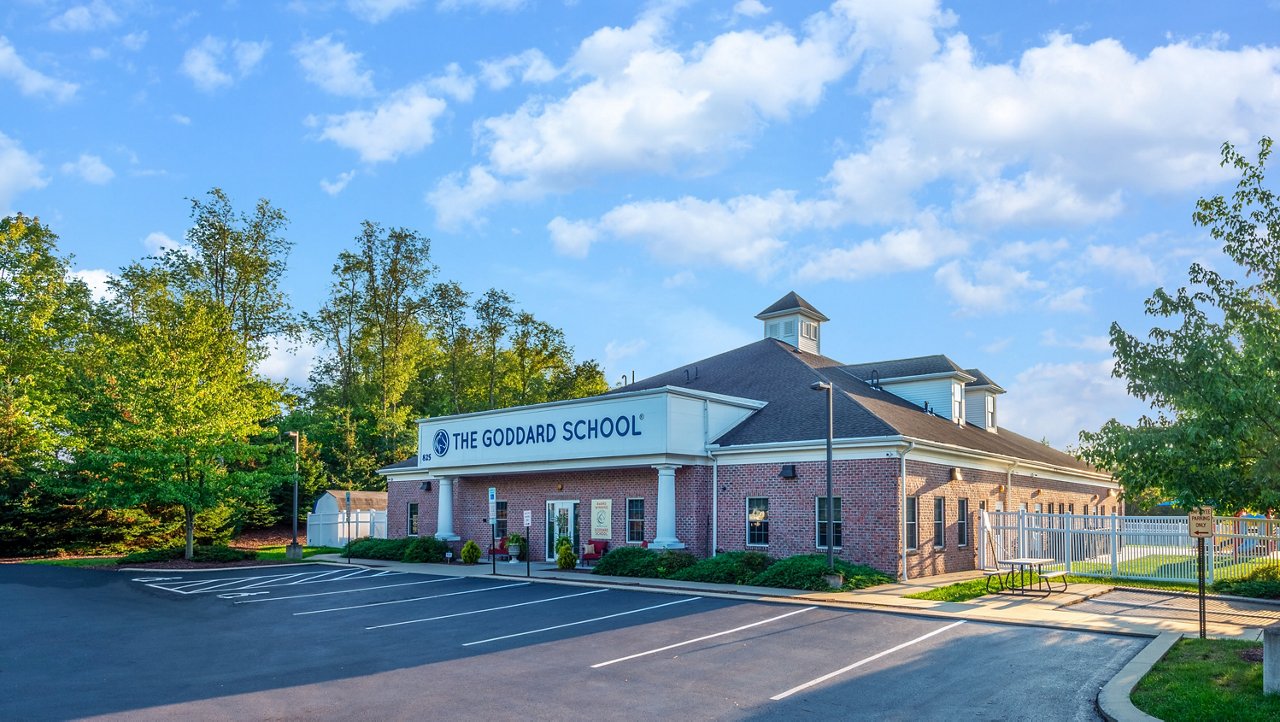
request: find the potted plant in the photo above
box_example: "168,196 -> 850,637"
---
506,532 -> 525,563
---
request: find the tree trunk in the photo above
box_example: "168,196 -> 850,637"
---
184,503 -> 195,560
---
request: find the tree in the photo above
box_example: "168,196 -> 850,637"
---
1080,138 -> 1280,514
473,288 -> 514,410
426,280 -> 474,414
69,262 -> 282,559
0,215 -> 98,554
163,188 -> 295,359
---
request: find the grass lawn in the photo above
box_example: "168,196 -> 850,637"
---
1073,552 -> 1261,582
905,572 -> 1200,602
1131,638 -> 1280,722
23,557 -> 122,567
253,545 -> 343,560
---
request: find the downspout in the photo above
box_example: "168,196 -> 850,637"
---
1006,461 -> 1019,506
900,440 -> 915,581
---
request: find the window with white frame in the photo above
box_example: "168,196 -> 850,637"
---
816,497 -> 842,549
906,496 -> 918,550
495,500 -> 508,538
952,384 -> 964,424
767,321 -> 780,337
1034,502 -> 1043,514
957,498 -> 969,547
801,321 -> 819,340
407,502 -> 419,536
783,319 -> 796,337
626,498 -> 645,543
985,394 -> 996,428
933,497 -> 945,548
747,498 -> 769,545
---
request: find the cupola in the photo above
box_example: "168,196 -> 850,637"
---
756,291 -> 828,354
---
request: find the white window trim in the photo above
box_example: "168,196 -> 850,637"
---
815,496 -> 842,550
905,496 -> 918,551
407,502 -> 419,537
957,498 -> 969,548
625,497 -> 645,544
746,497 -> 769,547
933,497 -> 945,549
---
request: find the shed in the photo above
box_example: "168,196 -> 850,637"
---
307,490 -> 389,547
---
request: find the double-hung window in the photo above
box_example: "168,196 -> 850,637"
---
626,498 -> 645,543
747,498 -> 769,546
906,496 -> 918,551
816,497 -> 842,549
933,497 -> 945,548
957,498 -> 969,547
494,500 -> 508,538
407,502 -> 419,536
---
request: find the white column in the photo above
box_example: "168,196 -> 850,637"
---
435,477 -> 460,541
651,465 -> 684,549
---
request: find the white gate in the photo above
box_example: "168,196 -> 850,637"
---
306,509 -> 387,547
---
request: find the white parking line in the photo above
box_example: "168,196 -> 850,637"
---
295,582 -> 532,616
464,596 -> 701,647
367,588 -> 609,630
235,577 -> 463,604
591,606 -> 817,668
143,568 -> 399,595
770,620 -> 966,701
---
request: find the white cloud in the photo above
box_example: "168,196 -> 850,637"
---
662,270 -> 697,289
438,0 -> 527,11
934,259 -> 1040,314
50,1 -> 120,32
1000,359 -> 1143,449
733,1 -> 770,18
181,36 -> 269,92
1041,285 -> 1091,313
120,31 -> 147,52
171,113 -> 191,125
257,336 -> 320,386
0,132 -> 47,212
954,172 -> 1124,227
320,170 -> 356,195
479,49 -> 557,90
603,338 -> 649,381
546,217 -> 597,258
317,84 -> 448,163
0,36 -> 79,102
798,214 -> 966,281
142,231 -> 192,256
293,36 -> 375,97
70,268 -> 113,301
1082,244 -> 1162,285
431,2 -> 870,224
348,0 -> 421,23
61,154 -> 114,184
982,336 -> 1013,354
427,62 -> 475,102
1041,329 -> 1111,353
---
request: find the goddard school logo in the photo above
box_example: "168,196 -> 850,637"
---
433,429 -> 450,457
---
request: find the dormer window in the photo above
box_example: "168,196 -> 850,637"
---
801,321 -> 819,340
755,291 -> 828,355
986,394 -> 996,429
952,383 -> 964,425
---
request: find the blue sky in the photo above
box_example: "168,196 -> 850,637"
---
3,0 -> 1278,448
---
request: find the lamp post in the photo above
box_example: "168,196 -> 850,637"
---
810,381 -> 836,576
285,431 -> 303,560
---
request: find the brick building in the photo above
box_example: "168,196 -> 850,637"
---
382,292 -> 1118,579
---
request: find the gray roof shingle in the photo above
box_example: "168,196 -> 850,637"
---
755,291 -> 830,321
841,354 -> 970,381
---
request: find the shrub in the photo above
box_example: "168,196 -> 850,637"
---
1214,580 -> 1280,599
593,546 -> 655,576
750,554 -> 895,591
671,551 -> 776,585
402,536 -> 448,564
345,537 -> 413,561
557,541 -> 578,570
116,545 -> 256,565
1244,564 -> 1280,582
461,540 -> 482,564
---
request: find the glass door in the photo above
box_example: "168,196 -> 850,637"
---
546,500 -> 578,561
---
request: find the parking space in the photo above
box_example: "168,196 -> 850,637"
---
2,563 -> 1143,720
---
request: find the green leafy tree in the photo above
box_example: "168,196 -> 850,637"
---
474,288 -> 514,410
1080,138 -> 1280,513
70,262 -> 282,559
426,280 -> 475,414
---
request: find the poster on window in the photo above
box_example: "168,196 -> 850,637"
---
591,499 -> 612,539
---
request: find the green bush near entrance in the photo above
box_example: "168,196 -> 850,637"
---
1212,564 -> 1280,599
670,551 -> 776,585
460,540 -> 482,564
344,537 -> 412,560
591,546 -> 696,578
749,554 -> 894,591
401,536 -> 449,563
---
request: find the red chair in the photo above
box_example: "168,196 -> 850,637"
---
488,537 -> 510,561
580,540 -> 608,566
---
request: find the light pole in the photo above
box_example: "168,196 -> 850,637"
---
810,381 -> 836,576
285,431 -> 303,560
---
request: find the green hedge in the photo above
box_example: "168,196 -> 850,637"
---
344,537 -> 413,561
748,554 -> 894,591
670,551 -> 776,585
591,546 -> 697,578
401,536 -> 449,563
116,545 -> 257,565
1212,563 -> 1280,599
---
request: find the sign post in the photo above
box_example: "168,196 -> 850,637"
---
523,510 -> 533,578
489,487 -> 498,576
1188,507 -> 1215,639
345,491 -> 352,564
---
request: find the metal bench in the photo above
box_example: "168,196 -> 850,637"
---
1038,570 -> 1068,593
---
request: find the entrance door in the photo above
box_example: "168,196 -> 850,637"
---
546,500 -> 578,561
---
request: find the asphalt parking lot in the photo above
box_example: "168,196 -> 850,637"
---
1,563 -> 1144,720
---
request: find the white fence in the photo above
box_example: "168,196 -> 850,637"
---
306,510 -> 387,548
980,511 -> 1280,584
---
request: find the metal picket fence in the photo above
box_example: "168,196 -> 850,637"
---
980,511 -> 1280,584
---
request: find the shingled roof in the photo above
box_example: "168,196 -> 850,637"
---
964,368 -> 1005,392
841,354 -> 972,382
755,291 -> 830,321
611,339 -> 1093,473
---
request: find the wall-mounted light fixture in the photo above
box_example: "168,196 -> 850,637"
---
1031,488 -> 1041,497
420,481 -> 432,492
556,483 -> 564,491
780,464 -> 797,479
996,484 -> 1005,494
949,468 -> 963,482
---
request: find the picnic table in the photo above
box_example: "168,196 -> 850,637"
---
994,557 -> 1065,595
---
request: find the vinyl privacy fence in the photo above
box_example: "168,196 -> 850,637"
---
306,509 -> 387,548
980,511 -> 1280,584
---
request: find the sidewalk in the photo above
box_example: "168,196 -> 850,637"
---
308,554 -> 1269,641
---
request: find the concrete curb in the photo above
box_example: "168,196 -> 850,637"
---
1097,631 -> 1181,722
